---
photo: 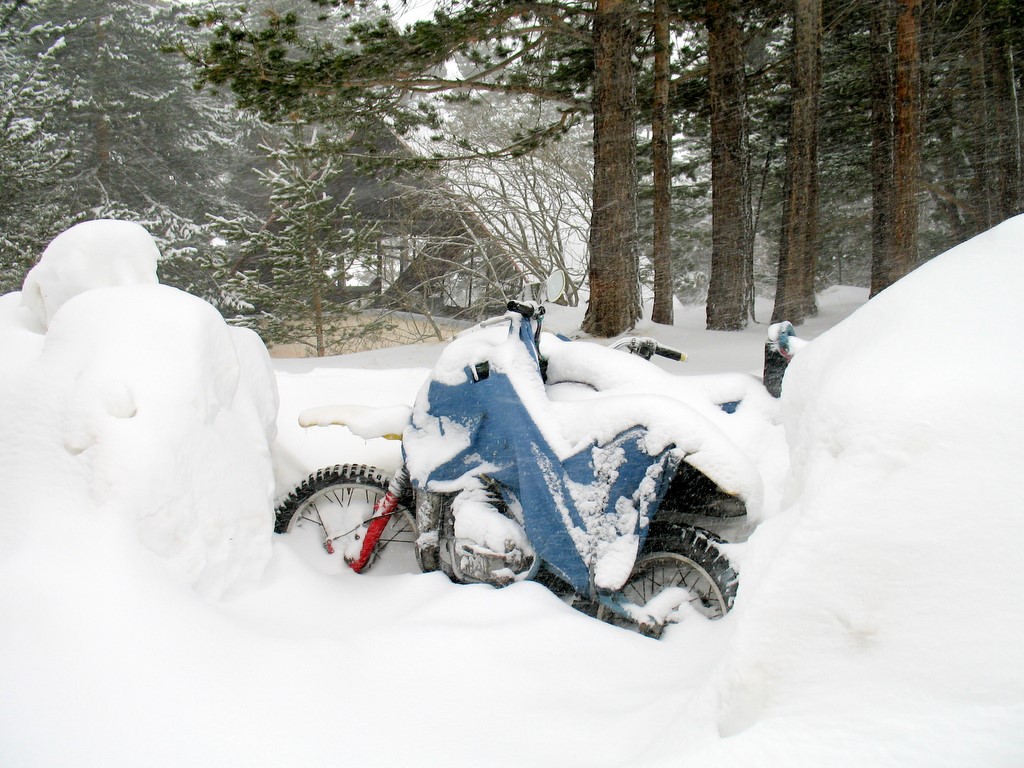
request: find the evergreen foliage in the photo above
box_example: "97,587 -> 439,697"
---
0,0 -> 75,292
213,131 -> 389,356
1,0 -> 1022,338
0,0 -> 265,296
187,0 -> 591,152
187,0 -> 647,336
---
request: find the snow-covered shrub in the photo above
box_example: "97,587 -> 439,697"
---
20,219 -> 160,329
0,220 -> 278,598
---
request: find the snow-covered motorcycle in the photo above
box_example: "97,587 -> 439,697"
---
276,301 -> 764,637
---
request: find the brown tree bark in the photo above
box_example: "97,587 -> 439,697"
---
582,0 -> 641,337
990,12 -> 1022,221
967,0 -> 995,233
705,0 -> 752,331
772,0 -> 821,325
870,0 -> 895,297
870,0 -> 920,296
650,0 -> 674,326
890,0 -> 920,286
94,17 -> 111,190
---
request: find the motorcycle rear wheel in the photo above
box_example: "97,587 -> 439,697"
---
614,525 -> 738,637
275,464 -> 417,571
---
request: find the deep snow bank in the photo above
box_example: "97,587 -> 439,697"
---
0,221 -> 278,598
4,215 -> 1024,767
682,216 -> 1024,763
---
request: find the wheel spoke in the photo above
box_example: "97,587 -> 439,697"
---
619,546 -> 733,626
277,466 -> 417,573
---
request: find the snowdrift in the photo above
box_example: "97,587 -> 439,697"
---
2,216 -> 1023,766
680,216 -> 1024,764
0,220 -> 279,598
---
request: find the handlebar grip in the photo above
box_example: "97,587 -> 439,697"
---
656,345 -> 685,362
507,300 -> 544,319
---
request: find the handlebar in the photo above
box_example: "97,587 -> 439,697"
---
456,301 -> 547,340
507,300 -> 545,319
611,336 -> 687,363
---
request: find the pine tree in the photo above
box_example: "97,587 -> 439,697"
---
214,133 -> 387,357
188,0 -> 650,336
4,0 -> 264,296
0,1 -> 75,290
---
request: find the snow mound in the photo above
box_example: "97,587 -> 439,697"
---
5,214 -> 1024,766
686,215 -> 1024,763
1,222 -> 279,599
21,219 -> 159,329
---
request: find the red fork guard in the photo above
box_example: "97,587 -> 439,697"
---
347,490 -> 400,573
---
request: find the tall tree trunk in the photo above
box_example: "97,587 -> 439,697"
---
870,0 -> 895,297
871,0 -> 920,295
312,284 -> 326,357
94,16 -> 111,192
583,0 -> 641,337
967,0 -> 994,233
772,0 -> 821,325
95,114 -> 111,188
705,0 -> 752,331
919,0 -> 967,243
651,0 -> 674,326
990,10 -> 1022,220
891,0 -> 920,284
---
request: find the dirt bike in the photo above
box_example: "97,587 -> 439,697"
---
275,301 -> 764,637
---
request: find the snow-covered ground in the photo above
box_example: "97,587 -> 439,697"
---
2,218 -> 1023,766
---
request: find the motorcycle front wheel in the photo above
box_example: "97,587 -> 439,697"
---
613,525 -> 738,637
274,464 -> 417,572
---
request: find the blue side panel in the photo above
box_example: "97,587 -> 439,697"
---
513,439 -> 592,592
409,370 -> 516,484
415,363 -> 682,597
561,427 -> 678,552
416,369 -> 593,591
